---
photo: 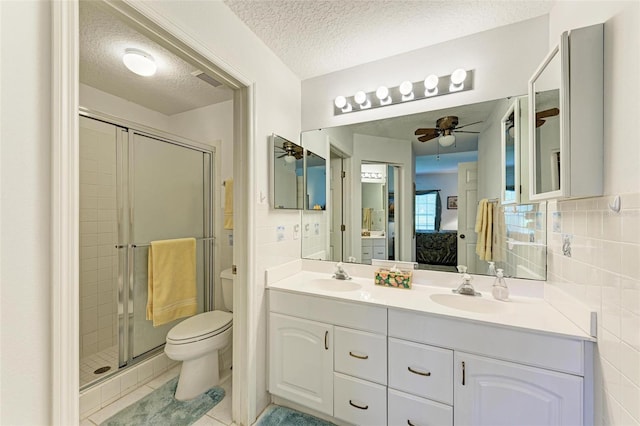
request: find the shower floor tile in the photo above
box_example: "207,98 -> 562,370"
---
80,345 -> 119,388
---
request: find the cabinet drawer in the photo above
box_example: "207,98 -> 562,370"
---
335,327 -> 387,385
388,337 -> 453,405
373,239 -> 386,248
388,388 -> 453,426
362,247 -> 373,256
269,290 -> 387,334
361,239 -> 373,248
334,372 -> 386,426
373,248 -> 385,258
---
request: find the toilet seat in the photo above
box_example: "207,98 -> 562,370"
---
166,311 -> 232,345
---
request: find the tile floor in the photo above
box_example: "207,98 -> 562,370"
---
80,345 -> 119,388
80,365 -> 234,426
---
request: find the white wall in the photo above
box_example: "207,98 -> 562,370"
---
301,15 -> 549,131
0,1 -> 52,424
139,1 -> 302,418
544,2 -> 640,425
415,172 -> 458,230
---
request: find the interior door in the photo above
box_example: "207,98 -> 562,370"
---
330,154 -> 344,261
130,132 -> 207,358
457,162 -> 478,272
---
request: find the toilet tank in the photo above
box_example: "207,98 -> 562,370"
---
220,268 -> 234,312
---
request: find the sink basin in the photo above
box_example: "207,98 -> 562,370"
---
308,279 -> 362,292
430,293 -> 509,314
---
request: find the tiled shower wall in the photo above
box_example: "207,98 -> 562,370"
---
79,123 -> 118,359
546,193 -> 640,425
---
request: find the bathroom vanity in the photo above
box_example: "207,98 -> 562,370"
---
267,269 -> 593,426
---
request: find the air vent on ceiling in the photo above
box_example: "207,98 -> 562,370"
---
191,70 -> 223,88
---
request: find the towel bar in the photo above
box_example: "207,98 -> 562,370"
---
115,237 -> 215,249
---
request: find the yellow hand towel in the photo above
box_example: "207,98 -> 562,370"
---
475,199 -> 495,261
146,238 -> 197,327
224,179 -> 233,230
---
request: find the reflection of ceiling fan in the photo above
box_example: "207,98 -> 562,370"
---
535,108 -> 559,127
414,116 -> 482,147
276,141 -> 303,163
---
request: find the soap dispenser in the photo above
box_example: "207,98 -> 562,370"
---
492,268 -> 509,301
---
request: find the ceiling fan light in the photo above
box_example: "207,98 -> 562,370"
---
122,48 -> 156,76
284,154 -> 296,164
439,134 -> 456,147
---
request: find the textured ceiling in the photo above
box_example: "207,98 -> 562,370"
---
223,0 -> 554,79
80,1 -> 233,116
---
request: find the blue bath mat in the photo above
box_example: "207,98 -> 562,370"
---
100,377 -> 225,426
257,405 -> 336,426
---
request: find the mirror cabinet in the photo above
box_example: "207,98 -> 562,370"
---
501,99 -> 520,205
305,150 -> 327,210
529,23 -> 603,200
271,134 -> 304,209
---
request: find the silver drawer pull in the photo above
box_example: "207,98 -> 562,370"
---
349,351 -> 369,360
349,400 -> 369,410
408,366 -> 431,377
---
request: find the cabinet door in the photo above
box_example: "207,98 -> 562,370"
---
454,352 -> 583,426
269,313 -> 333,415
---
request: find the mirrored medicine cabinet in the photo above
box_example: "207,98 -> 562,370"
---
271,134 -> 304,209
529,23 -> 603,200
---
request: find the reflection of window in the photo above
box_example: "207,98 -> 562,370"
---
415,192 -> 439,231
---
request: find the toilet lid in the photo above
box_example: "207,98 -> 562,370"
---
167,311 -> 232,342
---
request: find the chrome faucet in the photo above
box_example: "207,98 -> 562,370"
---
333,262 -> 351,280
453,273 -> 481,296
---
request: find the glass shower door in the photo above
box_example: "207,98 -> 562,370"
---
129,132 -> 210,359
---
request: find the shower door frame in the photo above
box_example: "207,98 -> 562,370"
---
79,108 -> 216,372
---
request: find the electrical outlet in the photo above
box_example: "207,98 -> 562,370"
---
293,224 -> 300,240
276,225 -> 285,242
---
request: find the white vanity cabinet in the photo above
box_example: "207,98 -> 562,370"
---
361,237 -> 386,264
388,309 -> 590,426
454,352 -> 583,426
268,290 -> 388,421
269,313 -> 334,415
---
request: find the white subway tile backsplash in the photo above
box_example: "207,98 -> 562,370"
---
547,193 -> 640,425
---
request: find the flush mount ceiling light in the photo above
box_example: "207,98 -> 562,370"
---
333,69 -> 474,116
122,48 -> 157,77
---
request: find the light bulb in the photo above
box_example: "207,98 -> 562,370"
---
399,81 -> 413,96
354,91 -> 367,105
122,48 -> 156,76
439,134 -> 456,147
376,86 -> 389,100
450,68 -> 467,85
334,96 -> 347,109
424,74 -> 439,90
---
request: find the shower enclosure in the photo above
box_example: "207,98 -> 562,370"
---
79,113 -> 214,388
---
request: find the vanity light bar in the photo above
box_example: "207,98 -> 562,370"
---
333,69 -> 474,115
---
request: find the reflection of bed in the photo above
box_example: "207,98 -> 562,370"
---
416,231 -> 457,266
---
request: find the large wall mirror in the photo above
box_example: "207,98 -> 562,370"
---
300,97 -> 547,280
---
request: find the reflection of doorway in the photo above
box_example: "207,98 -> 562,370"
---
457,162 -> 479,272
329,149 -> 346,261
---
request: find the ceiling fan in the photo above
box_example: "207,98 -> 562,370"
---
414,116 -> 482,147
275,141 -> 303,163
535,108 -> 559,127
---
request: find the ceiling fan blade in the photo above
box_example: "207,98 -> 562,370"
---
415,128 -> 438,136
277,153 -> 286,158
454,130 -> 480,134
454,120 -> 483,130
536,119 -> 546,128
418,134 -> 438,142
536,108 -> 559,119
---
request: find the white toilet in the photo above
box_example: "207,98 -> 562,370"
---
165,268 -> 234,400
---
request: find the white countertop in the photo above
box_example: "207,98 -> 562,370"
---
267,270 -> 594,342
